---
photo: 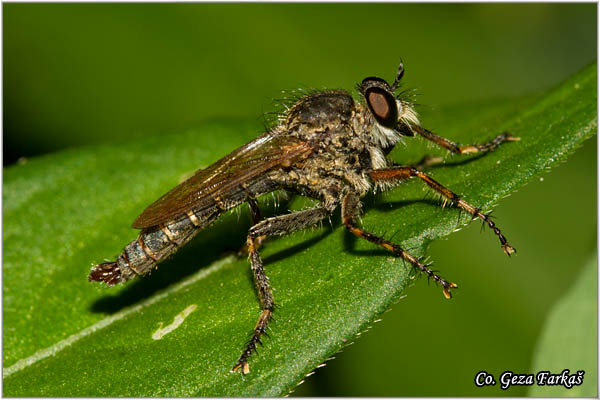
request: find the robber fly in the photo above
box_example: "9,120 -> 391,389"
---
90,62 -> 519,374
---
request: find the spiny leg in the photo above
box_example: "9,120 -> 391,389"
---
341,192 -> 457,299
412,125 -> 520,155
240,198 -> 266,255
232,205 -> 333,374
369,167 -> 515,256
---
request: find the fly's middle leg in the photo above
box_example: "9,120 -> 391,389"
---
369,167 -> 516,256
341,192 -> 458,299
232,205 -> 332,374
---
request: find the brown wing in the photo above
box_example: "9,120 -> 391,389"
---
132,132 -> 313,228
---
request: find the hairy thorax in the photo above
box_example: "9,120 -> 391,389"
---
268,90 -> 395,201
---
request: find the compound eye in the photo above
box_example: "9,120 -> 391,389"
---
365,88 -> 398,127
368,91 -> 390,119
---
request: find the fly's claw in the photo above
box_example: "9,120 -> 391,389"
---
442,287 -> 452,299
442,282 -> 458,299
502,243 -> 516,257
232,360 -> 250,375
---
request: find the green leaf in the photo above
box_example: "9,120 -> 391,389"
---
528,253 -> 597,397
3,63 -> 596,396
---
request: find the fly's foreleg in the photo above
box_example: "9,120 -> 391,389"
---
413,126 -> 520,155
341,192 -> 458,299
232,206 -> 332,374
407,128 -> 518,169
369,167 -> 516,256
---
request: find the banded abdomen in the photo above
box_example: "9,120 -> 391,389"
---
89,177 -> 280,286
89,207 -> 221,285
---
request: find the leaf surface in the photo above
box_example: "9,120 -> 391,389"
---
528,253 -> 597,397
3,64 -> 596,396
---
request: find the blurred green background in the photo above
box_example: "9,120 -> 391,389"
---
3,3 -> 596,396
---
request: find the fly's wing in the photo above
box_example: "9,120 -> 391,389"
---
132,132 -> 313,229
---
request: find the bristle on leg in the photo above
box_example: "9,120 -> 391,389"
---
89,262 -> 122,286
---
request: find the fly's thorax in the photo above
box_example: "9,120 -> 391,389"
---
269,138 -> 374,198
285,90 -> 355,134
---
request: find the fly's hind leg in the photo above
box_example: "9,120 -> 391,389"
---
369,167 -> 515,256
237,198 -> 266,256
341,192 -> 458,299
232,205 -> 333,374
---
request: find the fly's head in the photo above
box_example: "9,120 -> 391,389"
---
358,62 -> 420,149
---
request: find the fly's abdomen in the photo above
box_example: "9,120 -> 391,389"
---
89,207 -> 221,285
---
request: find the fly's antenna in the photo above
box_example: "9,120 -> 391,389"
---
89,261 -> 122,286
390,60 -> 405,92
